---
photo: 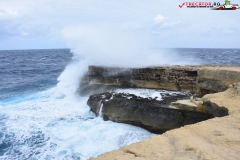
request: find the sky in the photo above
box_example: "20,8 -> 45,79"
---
0,0 -> 239,50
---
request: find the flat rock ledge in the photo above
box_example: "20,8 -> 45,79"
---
170,96 -> 208,113
89,83 -> 240,160
87,91 -> 213,133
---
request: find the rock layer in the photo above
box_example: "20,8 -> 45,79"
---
197,66 -> 240,95
80,65 -> 240,96
202,82 -> 240,116
87,92 -> 213,133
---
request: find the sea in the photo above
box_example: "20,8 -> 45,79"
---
0,48 -> 240,160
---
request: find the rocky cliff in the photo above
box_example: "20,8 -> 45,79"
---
80,65 -> 240,96
79,65 -> 240,160
81,65 -> 240,134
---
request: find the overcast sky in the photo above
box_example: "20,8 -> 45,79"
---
0,0 -> 239,50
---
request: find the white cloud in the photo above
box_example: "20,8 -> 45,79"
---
161,21 -> 181,28
154,15 -> 165,24
0,8 -> 20,20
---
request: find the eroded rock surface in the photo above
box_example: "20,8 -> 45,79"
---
197,66 -> 240,95
202,82 -> 240,116
87,91 -> 213,133
80,65 -> 240,97
80,65 -> 198,95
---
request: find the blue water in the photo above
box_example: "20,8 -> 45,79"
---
0,48 -> 239,159
176,48 -> 240,64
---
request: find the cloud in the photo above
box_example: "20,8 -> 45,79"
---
0,8 -> 20,20
0,0 -> 240,49
161,21 -> 181,28
154,15 -> 165,24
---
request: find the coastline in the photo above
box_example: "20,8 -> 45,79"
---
89,83 -> 240,160
80,65 -> 240,160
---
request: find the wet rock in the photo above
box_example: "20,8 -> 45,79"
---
87,92 -> 213,133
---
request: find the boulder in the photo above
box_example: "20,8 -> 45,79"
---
87,92 -> 213,133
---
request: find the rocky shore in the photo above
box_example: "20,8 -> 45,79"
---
89,82 -> 240,160
78,65 -> 240,160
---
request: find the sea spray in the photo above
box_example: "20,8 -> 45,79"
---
56,57 -> 88,98
61,25 -> 195,69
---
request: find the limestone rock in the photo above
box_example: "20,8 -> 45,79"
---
90,113 -> 240,160
87,92 -> 213,133
84,66 -> 240,160
80,65 -> 240,97
202,82 -> 240,116
171,97 -> 208,113
90,83 -> 240,159
197,66 -> 240,95
80,65 -> 198,94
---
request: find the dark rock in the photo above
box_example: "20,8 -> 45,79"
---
203,100 -> 229,117
87,92 -> 214,133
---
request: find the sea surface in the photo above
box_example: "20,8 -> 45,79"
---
0,48 -> 240,159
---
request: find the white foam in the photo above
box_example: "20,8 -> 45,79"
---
98,103 -> 103,117
115,88 -> 187,101
0,87 -> 154,159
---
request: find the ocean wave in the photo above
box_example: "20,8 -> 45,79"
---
0,87 -> 154,159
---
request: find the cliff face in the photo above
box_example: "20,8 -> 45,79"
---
80,65 -> 240,96
202,82 -> 240,116
80,66 -> 198,95
197,66 -> 240,95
